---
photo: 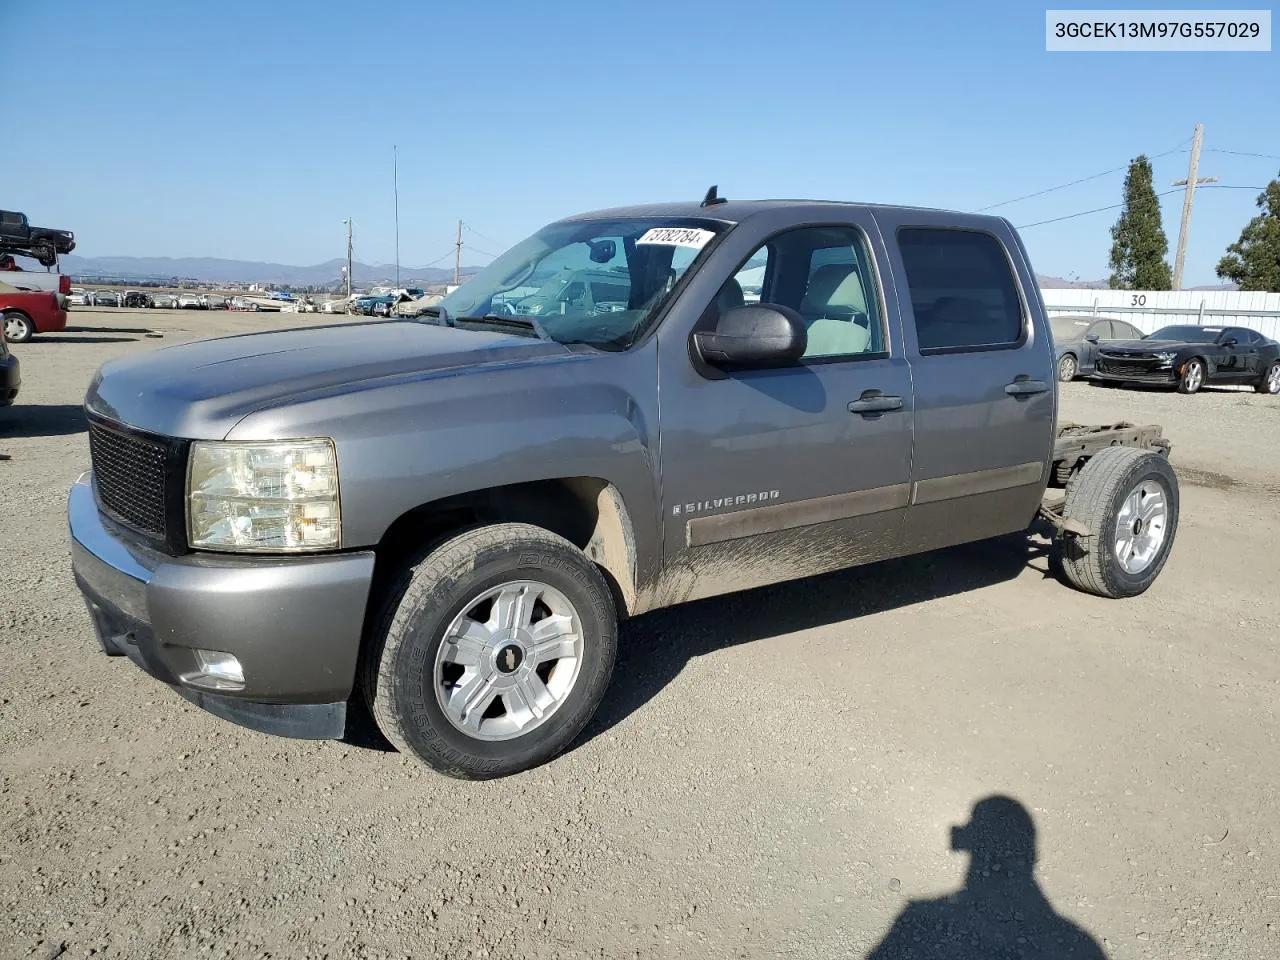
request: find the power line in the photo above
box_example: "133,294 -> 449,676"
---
463,223 -> 505,247
419,249 -> 458,268
975,139 -> 1190,212
1204,148 -> 1280,161
466,244 -> 501,259
1016,188 -> 1182,229
1015,183 -> 1263,230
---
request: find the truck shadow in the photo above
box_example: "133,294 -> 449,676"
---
0,403 -> 87,438
342,527 -> 1059,757
581,530 -> 1055,747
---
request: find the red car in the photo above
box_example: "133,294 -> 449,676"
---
0,282 -> 68,342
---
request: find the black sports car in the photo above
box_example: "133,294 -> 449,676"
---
1092,324 -> 1280,395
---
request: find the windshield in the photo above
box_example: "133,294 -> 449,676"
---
1149,325 -> 1223,343
1051,317 -> 1092,340
430,217 -> 726,348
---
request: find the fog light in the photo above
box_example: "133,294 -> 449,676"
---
183,650 -> 245,691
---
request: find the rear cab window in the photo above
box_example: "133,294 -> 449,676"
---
896,228 -> 1026,353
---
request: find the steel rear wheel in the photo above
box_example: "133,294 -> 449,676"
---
364,523 -> 617,779
1055,447 -> 1179,598
1256,361 -> 1280,395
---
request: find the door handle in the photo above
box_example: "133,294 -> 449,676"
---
1004,379 -> 1049,396
848,392 -> 904,415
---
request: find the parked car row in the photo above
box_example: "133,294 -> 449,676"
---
1053,315 -> 1280,395
71,289 -> 236,310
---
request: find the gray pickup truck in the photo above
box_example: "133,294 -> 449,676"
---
69,195 -> 1180,779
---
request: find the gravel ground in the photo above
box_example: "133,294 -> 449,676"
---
2,309 -> 1278,960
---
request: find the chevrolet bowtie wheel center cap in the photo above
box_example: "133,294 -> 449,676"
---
495,643 -> 524,675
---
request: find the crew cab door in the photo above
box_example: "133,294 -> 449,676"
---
652,211 -> 914,604
874,214 -> 1056,554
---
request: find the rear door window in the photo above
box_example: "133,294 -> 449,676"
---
896,229 -> 1024,352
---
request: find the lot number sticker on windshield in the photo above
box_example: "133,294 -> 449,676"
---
637,227 -> 715,248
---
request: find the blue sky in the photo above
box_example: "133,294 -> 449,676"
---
8,0 -> 1278,285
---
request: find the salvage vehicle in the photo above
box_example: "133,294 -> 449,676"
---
1051,314 -> 1145,382
1,283 -> 69,342
0,210 -> 75,267
176,294 -> 204,309
0,321 -> 19,405
123,291 -> 154,309
1093,324 -> 1280,394
69,193 -> 1182,779
91,290 -> 120,308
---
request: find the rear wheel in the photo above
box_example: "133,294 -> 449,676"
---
1177,358 -> 1204,394
1057,354 -> 1078,382
363,523 -> 617,779
1055,447 -> 1179,598
3,311 -> 33,343
1256,360 -> 1280,395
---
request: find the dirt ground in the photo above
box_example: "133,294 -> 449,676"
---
2,308 -> 1278,960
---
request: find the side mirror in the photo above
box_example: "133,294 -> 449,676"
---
1084,333 -> 1100,344
693,304 -> 807,368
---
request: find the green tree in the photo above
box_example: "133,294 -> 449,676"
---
1108,156 -> 1172,290
1216,177 -> 1280,292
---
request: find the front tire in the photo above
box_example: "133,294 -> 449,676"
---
363,523 -> 617,779
1256,360 -> 1280,395
1177,358 -> 1204,394
3,311 -> 33,343
1056,447 -> 1179,599
1057,354 -> 1078,382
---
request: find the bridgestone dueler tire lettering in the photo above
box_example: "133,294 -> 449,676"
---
362,523 -> 617,780
1056,448 -> 1179,599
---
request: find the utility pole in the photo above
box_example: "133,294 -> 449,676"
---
393,145 -> 400,290
454,220 -> 463,286
1171,123 -> 1217,291
343,218 -> 353,299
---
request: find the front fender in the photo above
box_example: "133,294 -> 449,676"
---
227,344 -> 663,581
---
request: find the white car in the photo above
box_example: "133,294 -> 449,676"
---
68,287 -> 88,307
177,294 -> 204,309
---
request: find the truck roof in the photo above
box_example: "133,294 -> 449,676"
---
558,198 -> 992,226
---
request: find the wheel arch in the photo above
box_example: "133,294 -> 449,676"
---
371,476 -> 640,618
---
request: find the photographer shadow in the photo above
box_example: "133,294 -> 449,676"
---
866,796 -> 1107,960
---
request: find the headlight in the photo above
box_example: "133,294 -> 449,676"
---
187,439 -> 340,552
1156,352 -> 1177,363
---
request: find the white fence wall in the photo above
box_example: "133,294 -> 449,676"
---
1040,289 -> 1280,341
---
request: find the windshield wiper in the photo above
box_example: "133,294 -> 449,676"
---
455,313 -> 551,340
415,304 -> 455,327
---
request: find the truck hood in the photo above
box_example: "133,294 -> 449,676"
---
85,320 -> 570,439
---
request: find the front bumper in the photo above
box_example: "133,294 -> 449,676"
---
1092,365 -> 1177,384
68,475 -> 376,739
0,352 -> 19,405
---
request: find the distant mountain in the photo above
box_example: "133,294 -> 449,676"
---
57,254 -> 479,287
1036,275 -> 1109,289
1035,275 -> 1239,292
